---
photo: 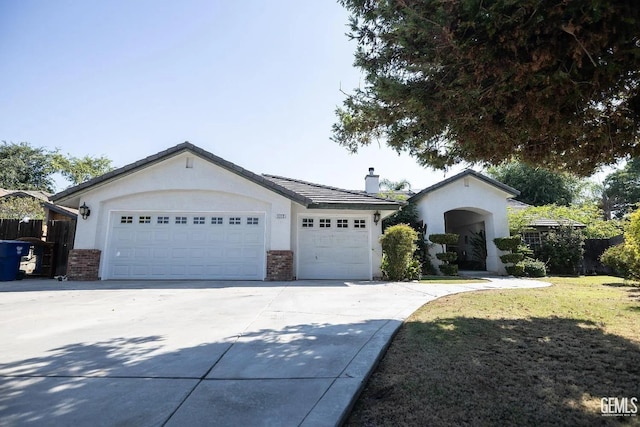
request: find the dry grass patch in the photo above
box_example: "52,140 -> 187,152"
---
346,276 -> 640,426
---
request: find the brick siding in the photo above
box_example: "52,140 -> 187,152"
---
266,250 -> 294,281
66,249 -> 101,281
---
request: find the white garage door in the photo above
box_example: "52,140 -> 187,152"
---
297,216 -> 371,280
105,212 -> 265,280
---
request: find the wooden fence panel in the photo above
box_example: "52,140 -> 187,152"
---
0,219 -> 43,240
46,220 -> 76,276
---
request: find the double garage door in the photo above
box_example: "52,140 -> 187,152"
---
105,212 -> 265,280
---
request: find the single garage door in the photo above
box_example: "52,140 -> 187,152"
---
297,216 -> 371,280
105,212 -> 265,280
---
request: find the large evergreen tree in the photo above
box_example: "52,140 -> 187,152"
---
334,0 -> 640,175
487,161 -> 580,206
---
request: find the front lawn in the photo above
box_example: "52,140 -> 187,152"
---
346,276 -> 640,426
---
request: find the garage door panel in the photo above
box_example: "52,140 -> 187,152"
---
106,212 -> 265,280
155,232 -> 171,241
298,217 -> 371,280
189,233 -> 207,242
133,247 -> 151,259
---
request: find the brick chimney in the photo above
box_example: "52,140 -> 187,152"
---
365,167 -> 379,194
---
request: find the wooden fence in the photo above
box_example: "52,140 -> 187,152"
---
0,218 -> 75,276
47,220 -> 76,276
0,219 -> 44,240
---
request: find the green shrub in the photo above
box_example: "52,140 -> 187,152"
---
523,258 -> 547,277
505,263 -> 525,276
600,243 -> 640,280
406,258 -> 422,280
435,252 -> 458,263
494,236 -> 522,252
538,226 -> 584,275
429,233 -> 460,276
439,264 -> 459,276
600,209 -> 640,280
429,233 -> 460,246
500,253 -> 525,264
380,224 -> 419,281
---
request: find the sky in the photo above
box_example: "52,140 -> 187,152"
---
0,0 -> 473,193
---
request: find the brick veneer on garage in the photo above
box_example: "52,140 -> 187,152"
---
67,249 -> 101,281
266,250 -> 294,281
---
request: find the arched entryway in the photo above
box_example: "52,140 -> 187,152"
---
444,208 -> 491,271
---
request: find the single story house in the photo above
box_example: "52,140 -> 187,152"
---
51,142 -> 518,281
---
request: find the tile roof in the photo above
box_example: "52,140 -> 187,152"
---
263,175 -> 403,210
507,199 -> 532,210
0,189 -> 51,201
528,218 -> 586,228
0,189 -> 77,218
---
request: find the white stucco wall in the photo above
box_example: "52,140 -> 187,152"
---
74,152 -> 293,256
414,175 -> 512,274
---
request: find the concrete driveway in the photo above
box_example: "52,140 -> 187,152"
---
0,277 -> 549,427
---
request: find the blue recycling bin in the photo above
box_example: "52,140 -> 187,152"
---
0,240 -> 31,281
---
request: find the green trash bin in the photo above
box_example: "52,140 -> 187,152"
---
0,240 -> 31,281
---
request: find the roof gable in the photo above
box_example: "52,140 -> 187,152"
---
409,169 -> 519,202
51,142 -> 310,206
51,142 -> 401,210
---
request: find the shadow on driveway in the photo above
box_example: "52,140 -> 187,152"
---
0,320 -> 392,427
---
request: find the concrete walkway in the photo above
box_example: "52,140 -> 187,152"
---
0,277 -> 549,427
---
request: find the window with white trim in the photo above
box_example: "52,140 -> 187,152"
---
211,217 -> 223,225
193,216 -> 205,225
139,216 -> 151,224
175,216 -> 187,224
319,218 -> 331,228
522,232 -> 542,249
229,217 -> 241,225
157,216 -> 170,224
120,216 -> 133,224
247,217 -> 259,225
354,219 -> 366,229
337,219 -> 349,228
302,218 -> 314,228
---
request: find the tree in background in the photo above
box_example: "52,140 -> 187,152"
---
602,158 -> 640,219
52,154 -> 114,186
0,142 -> 57,192
0,196 -> 45,220
334,0 -> 640,174
0,141 -> 114,192
487,161 -> 581,206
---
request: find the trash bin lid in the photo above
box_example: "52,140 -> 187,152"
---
0,240 -> 32,257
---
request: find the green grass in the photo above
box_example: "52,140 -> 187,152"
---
346,276 -> 640,427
